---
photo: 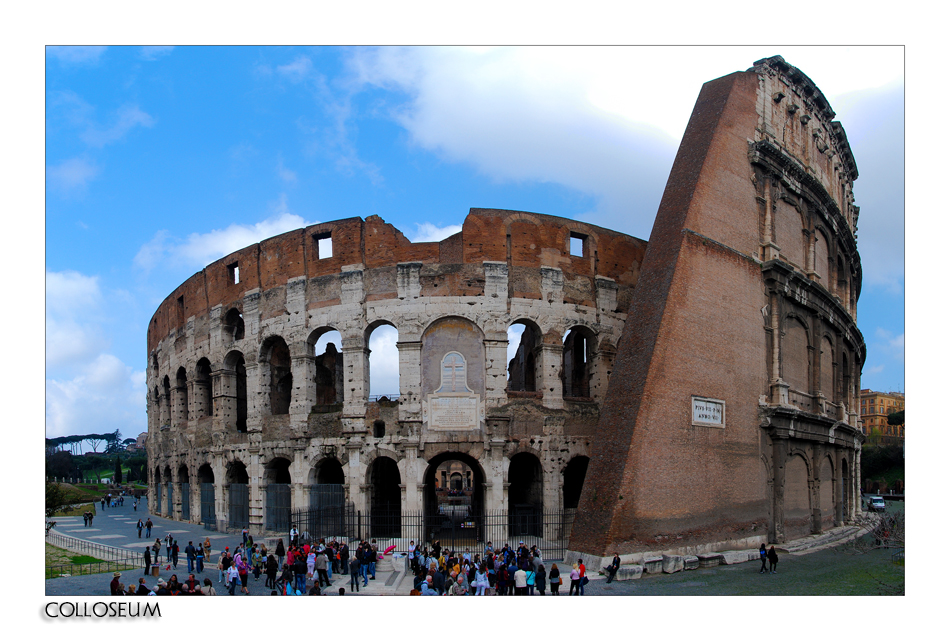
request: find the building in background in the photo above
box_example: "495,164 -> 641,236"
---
860,389 -> 905,445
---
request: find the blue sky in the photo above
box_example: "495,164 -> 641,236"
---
44,45 -> 904,444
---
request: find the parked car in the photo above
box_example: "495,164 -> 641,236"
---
867,496 -> 887,512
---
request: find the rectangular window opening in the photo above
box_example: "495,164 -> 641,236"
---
570,232 -> 587,257
227,262 -> 240,284
314,232 -> 332,259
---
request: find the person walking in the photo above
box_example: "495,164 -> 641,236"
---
226,561 -> 240,595
578,560 -> 587,595
196,542 -> 205,573
768,546 -> 779,574
145,518 -> 152,538
202,537 -> 212,563
137,519 -> 144,539
275,538 -> 285,570
606,553 -> 621,583
314,548 -> 330,588
759,544 -> 768,573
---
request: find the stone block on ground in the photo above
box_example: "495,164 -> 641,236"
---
684,555 -> 699,570
661,554 -> 684,573
642,556 -> 663,574
697,554 -> 723,568
720,550 -> 757,565
614,565 -> 643,581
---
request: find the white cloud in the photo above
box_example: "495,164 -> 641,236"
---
46,354 -> 146,440
276,55 -> 314,83
276,157 -> 297,184
140,46 -> 174,61
80,103 -> 155,147
47,46 -> 107,65
873,328 -> 905,362
47,156 -> 100,192
46,270 -> 107,369
409,222 -> 462,243
134,212 -> 319,273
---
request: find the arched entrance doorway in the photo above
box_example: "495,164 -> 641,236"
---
368,457 -> 401,538
508,452 -> 543,538
562,456 -> 589,511
198,464 -> 215,527
178,465 -> 190,521
264,457 -> 292,532
423,452 -> 485,548
227,461 -> 250,529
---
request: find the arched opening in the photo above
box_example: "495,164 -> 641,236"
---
820,456 -> 834,531
367,322 -> 399,399
368,456 -> 401,538
508,452 -> 544,537
264,457 -> 292,532
785,454 -> 811,540
310,328 -> 344,406
161,376 -> 171,426
154,466 -> 163,514
198,464 -> 216,527
178,465 -> 190,521
783,318 -> 809,398
307,458 -> 346,540
224,308 -> 245,341
175,367 -> 189,425
562,326 -> 595,399
194,358 -> 212,419
223,351 -> 248,432
226,461 -> 250,529
163,466 -> 173,517
840,457 -> 850,523
423,452 -> 486,549
507,320 -> 541,393
562,456 -> 589,510
261,336 -> 292,415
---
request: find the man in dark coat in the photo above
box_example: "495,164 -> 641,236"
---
185,541 -> 197,573
144,547 -> 152,576
136,577 -> 150,595
606,553 -> 621,583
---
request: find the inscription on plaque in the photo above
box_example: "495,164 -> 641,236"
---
692,396 -> 725,428
429,395 -> 479,431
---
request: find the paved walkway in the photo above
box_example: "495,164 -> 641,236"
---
46,501 -> 408,596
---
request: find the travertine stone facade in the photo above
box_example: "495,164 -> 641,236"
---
146,209 -> 646,532
567,56 -> 866,566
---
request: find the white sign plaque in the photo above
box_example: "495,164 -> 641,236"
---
692,396 -> 725,427
428,394 -> 480,431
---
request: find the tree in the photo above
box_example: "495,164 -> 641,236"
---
46,451 -> 80,479
114,456 -> 123,484
887,410 -> 904,426
46,482 -> 79,533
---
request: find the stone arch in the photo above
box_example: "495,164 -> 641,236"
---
225,459 -> 250,529
818,334 -> 835,403
177,463 -> 191,521
775,192 -> 806,269
263,456 -> 293,531
507,318 -> 542,393
222,350 -> 248,432
423,450 -> 487,542
365,319 -> 399,398
175,366 -> 189,425
562,325 -> 597,399
162,465 -> 173,517
260,335 -> 292,415
782,316 -> 809,395
367,455 -> 401,537
784,452 -> 811,539
224,307 -> 245,342
819,455 -> 835,529
197,463 -> 215,526
508,451 -> 544,537
194,358 -> 212,419
161,375 -> 171,427
814,227 -> 830,283
308,326 -> 344,405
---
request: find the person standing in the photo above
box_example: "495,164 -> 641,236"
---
359,543 -> 371,587
759,544 -> 768,573
606,553 -> 621,584
514,566 -> 528,595
143,547 -> 152,577
768,546 -> 779,574
242,526 -> 249,546
578,559 -> 587,595
226,560 -> 240,595
349,555 -> 361,593
152,538 -> 162,564
275,538 -> 285,570
315,548 -> 330,588
568,563 -> 580,595
186,541 -> 197,574
171,539 -> 180,569
202,537 -> 212,564
536,564 -> 547,596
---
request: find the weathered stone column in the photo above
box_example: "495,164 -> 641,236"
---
397,340 -> 423,423
771,438 -> 786,543
539,343 -> 564,410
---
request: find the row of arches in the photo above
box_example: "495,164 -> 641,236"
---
151,315 -> 614,430
780,312 -> 859,414
772,449 -> 853,540
151,452 -> 590,532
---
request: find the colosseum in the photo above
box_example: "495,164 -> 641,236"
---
146,56 -> 866,562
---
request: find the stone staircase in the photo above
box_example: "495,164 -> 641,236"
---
777,525 -> 865,555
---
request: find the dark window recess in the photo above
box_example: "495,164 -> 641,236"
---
177,295 -> 185,323
373,420 -> 385,438
227,262 -> 240,284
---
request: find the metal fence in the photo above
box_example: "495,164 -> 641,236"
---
47,559 -> 139,580
46,531 -> 140,562
228,483 -> 249,529
166,482 -> 173,517
201,483 -> 216,528
181,482 -> 190,521
289,506 -> 576,560
266,484 -> 291,532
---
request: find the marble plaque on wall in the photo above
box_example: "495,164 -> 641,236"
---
425,393 -> 481,431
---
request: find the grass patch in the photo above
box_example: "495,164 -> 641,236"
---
45,543 -> 137,580
52,502 -> 94,517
